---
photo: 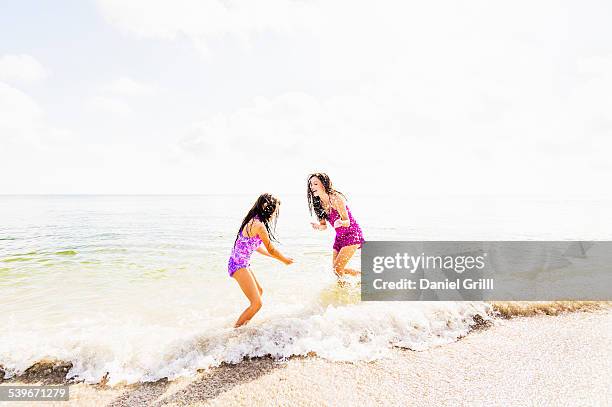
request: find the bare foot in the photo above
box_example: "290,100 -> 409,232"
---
343,268 -> 361,277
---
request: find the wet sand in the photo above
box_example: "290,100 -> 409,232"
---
2,307 -> 610,407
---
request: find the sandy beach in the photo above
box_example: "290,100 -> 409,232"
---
2,306 -> 610,407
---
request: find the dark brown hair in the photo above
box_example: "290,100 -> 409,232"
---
307,173 -> 346,221
235,193 -> 280,246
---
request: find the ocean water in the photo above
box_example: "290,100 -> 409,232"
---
1,194 -> 610,385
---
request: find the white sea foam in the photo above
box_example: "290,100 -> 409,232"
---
0,300 -> 491,385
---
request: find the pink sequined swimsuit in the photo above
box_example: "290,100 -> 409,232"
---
327,204 -> 365,252
228,221 -> 262,277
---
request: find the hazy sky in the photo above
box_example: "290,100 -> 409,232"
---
1,1 -> 611,195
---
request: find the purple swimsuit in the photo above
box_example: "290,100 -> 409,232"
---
327,204 -> 365,252
228,225 -> 262,277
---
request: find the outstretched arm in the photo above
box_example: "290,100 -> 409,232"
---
311,218 -> 327,231
255,246 -> 273,257
255,222 -> 293,265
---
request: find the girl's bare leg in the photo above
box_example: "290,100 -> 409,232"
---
233,268 -> 263,327
333,244 -> 361,276
250,268 -> 263,296
332,250 -> 339,277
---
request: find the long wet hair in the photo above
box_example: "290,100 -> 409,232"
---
307,172 -> 346,221
234,193 -> 280,247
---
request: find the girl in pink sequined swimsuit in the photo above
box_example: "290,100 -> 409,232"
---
307,173 -> 365,277
228,193 -> 294,328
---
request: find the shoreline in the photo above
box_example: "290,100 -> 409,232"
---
1,305 -> 610,406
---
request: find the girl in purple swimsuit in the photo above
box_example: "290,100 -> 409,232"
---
307,173 -> 365,277
228,193 -> 293,327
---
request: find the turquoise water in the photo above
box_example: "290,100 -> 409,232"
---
0,194 -> 610,385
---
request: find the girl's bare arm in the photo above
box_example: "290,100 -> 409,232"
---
311,219 -> 327,230
255,221 -> 293,265
255,246 -> 272,257
331,194 -> 350,228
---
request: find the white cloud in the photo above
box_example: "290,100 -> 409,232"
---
0,82 -> 47,150
0,82 -> 43,129
99,0 -> 609,194
0,81 -> 75,174
2,1 -> 609,194
95,0 -> 314,49
172,61 -> 612,193
0,54 -> 47,84
85,77 -> 155,119
102,76 -> 158,96
89,96 -> 133,115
